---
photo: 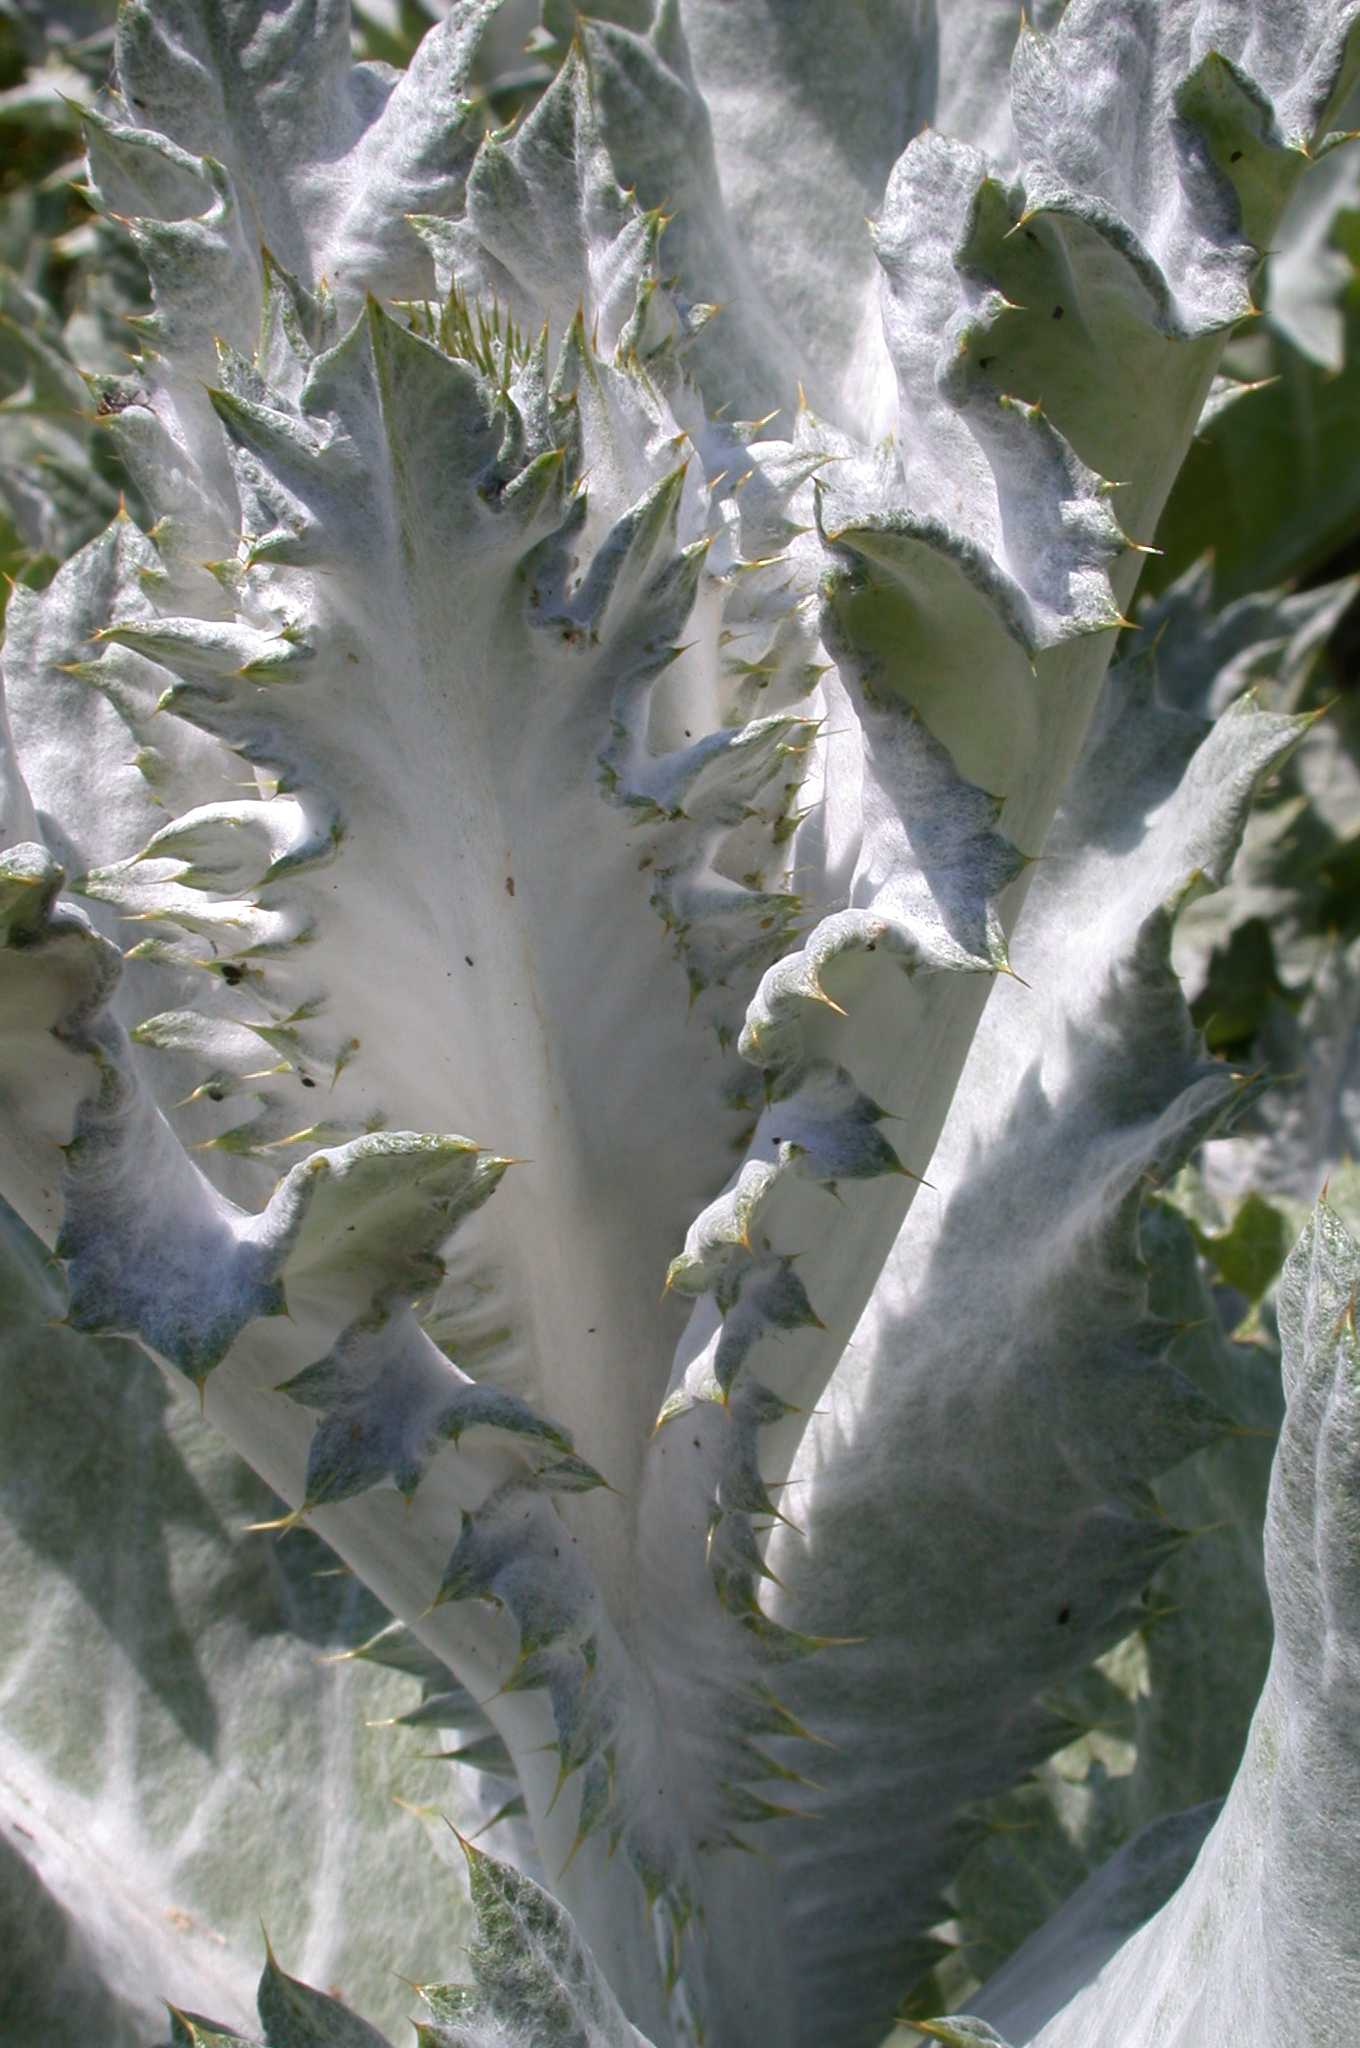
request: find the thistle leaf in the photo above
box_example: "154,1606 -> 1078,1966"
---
727,643 -> 1306,2048
3,3 -> 1358,2042
0,1193 -> 472,2043
1023,1199 -> 1360,2044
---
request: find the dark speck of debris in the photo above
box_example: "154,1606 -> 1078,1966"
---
587,1327 -> 596,1334
300,1076 -> 316,1089
1230,149 -> 1244,162
693,1438 -> 701,1449
206,1086 -> 225,1103
219,962 -> 245,985
978,355 -> 995,369
465,955 -> 474,967
1024,227 -> 1039,243
505,876 -> 515,897
1052,304 -> 1064,320
1056,1604 -> 1071,1625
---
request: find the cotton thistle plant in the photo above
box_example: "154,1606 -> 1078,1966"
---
2,1 -> 1359,2044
